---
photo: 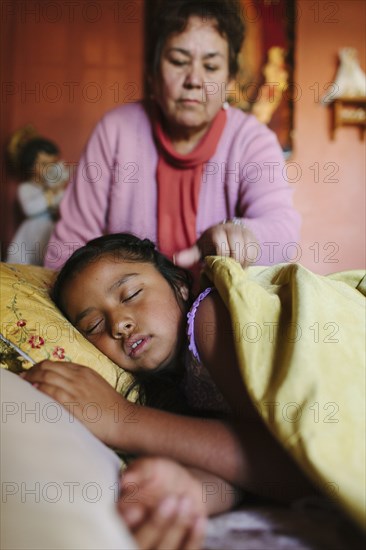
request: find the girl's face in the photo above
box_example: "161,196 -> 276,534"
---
62,256 -> 188,373
153,15 -> 234,137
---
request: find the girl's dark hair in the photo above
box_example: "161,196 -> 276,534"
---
18,138 -> 59,180
52,233 -> 194,414
147,0 -> 245,81
52,232 -> 194,310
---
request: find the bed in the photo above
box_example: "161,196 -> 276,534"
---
1,261 -> 365,549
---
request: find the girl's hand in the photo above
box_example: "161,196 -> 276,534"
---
119,457 -> 207,550
174,220 -> 258,268
130,497 -> 206,550
22,361 -> 131,447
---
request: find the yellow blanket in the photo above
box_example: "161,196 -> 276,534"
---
204,258 -> 366,529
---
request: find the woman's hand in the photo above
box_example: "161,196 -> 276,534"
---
174,220 -> 258,268
22,361 -> 130,447
119,457 -> 207,550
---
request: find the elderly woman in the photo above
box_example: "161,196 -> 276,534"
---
45,0 -> 300,274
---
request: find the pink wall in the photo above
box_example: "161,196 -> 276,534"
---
292,0 -> 365,274
2,0 -> 365,273
0,0 -> 144,256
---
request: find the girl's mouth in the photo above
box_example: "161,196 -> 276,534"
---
126,336 -> 151,358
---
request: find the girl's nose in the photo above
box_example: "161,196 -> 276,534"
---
111,319 -> 135,340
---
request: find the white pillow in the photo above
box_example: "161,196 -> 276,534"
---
0,369 -> 137,550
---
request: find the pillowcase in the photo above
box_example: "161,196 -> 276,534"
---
0,262 -> 133,394
1,368 -> 138,549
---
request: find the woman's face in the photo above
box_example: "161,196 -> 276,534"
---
154,15 -> 234,137
61,255 -> 188,374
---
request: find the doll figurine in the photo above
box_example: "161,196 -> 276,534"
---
6,126 -> 69,265
322,47 -> 366,104
252,46 -> 289,125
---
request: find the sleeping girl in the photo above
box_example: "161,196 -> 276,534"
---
23,233 -> 314,547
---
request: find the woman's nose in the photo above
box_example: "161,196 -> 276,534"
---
184,63 -> 203,89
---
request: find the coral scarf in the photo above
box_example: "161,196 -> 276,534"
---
153,108 -> 227,259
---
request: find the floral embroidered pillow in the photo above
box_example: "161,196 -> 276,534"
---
0,263 -> 133,393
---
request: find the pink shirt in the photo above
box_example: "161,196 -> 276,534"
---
44,102 -> 301,269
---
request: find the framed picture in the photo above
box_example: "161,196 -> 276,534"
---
234,0 -> 296,155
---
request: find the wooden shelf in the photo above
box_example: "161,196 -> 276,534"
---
330,97 -> 366,140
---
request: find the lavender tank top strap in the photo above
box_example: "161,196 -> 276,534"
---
187,287 -> 215,363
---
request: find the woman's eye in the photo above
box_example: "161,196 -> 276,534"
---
122,289 -> 142,303
170,58 -> 186,67
205,65 -> 218,72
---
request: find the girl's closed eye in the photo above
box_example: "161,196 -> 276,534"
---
122,289 -> 142,303
83,318 -> 105,336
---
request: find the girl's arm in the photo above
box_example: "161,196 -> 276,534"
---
23,339 -> 314,501
22,362 -> 248,486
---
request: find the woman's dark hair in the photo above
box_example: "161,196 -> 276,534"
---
52,233 -> 194,414
147,0 -> 245,81
18,138 -> 59,180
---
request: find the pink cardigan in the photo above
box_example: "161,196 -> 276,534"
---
44,102 -> 301,269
